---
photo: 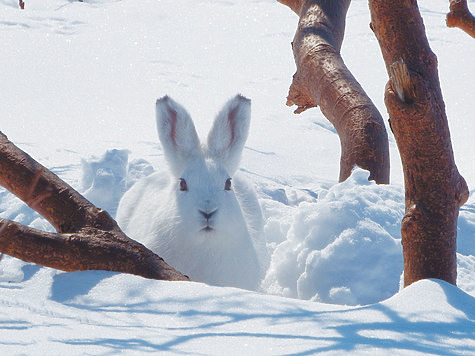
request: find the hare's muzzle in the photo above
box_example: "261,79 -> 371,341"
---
199,209 -> 216,220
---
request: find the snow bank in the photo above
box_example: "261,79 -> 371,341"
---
0,0 -> 474,353
0,0 -> 473,310
261,169 -> 404,305
80,152 -> 407,305
0,268 -> 473,355
2,148 -> 468,307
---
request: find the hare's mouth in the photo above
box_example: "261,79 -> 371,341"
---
202,226 -> 214,232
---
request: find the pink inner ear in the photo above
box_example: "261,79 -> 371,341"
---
168,108 -> 178,147
227,105 -> 239,149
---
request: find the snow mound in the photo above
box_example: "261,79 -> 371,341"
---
2,151 -> 474,306
81,149 -> 154,217
262,169 -> 405,305
383,278 -> 475,323
1,268 -> 473,355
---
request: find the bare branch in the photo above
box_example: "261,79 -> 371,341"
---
0,131 -> 188,281
0,218 -> 187,280
446,0 -> 475,38
284,0 -> 390,184
277,0 -> 304,15
370,0 -> 469,287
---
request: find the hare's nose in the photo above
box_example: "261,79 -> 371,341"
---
199,209 -> 217,220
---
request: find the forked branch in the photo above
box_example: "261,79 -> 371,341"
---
0,131 -> 188,281
446,0 -> 475,38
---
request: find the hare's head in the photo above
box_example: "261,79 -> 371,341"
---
156,95 -> 251,243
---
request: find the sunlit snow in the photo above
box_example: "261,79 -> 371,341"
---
1,0 -> 474,354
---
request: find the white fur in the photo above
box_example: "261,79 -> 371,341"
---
116,95 -> 263,290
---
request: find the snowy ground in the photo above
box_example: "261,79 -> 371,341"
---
1,0 -> 474,354
0,271 -> 474,355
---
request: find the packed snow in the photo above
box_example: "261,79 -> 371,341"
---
1,0 -> 474,354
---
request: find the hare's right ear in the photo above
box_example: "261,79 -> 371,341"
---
156,96 -> 201,176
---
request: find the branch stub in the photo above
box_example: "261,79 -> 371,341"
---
390,59 -> 415,104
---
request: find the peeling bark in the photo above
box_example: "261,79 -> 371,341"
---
0,132 -> 188,281
446,0 -> 475,38
369,0 -> 469,287
279,0 -> 390,184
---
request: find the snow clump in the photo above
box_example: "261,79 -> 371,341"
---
262,169 -> 405,305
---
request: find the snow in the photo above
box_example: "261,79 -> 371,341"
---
262,169 -> 404,305
1,0 -> 474,353
1,268 -> 474,355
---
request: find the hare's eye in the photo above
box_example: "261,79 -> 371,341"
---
224,178 -> 232,191
179,178 -> 188,192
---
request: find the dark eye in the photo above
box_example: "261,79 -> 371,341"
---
179,178 -> 188,191
225,178 -> 232,191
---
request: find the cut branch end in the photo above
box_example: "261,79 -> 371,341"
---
390,59 -> 415,103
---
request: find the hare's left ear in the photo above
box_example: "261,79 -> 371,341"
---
207,95 -> 251,174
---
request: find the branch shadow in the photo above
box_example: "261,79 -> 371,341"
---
50,270 -> 117,303
50,280 -> 475,355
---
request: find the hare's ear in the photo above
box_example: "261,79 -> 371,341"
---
156,96 -> 201,176
207,95 -> 251,174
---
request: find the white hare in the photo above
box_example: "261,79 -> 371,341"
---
116,94 -> 263,290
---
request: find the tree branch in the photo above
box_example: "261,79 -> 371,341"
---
0,131 -> 188,281
282,0 -> 390,183
446,0 -> 475,38
369,0 -> 469,287
277,0 -> 303,15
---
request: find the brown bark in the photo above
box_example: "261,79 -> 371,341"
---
279,0 -> 390,184
0,131 -> 188,281
369,0 -> 469,287
277,0 -> 302,14
446,0 -> 475,38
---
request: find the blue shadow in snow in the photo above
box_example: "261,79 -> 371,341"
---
50,270 -> 117,303
21,264 -> 41,282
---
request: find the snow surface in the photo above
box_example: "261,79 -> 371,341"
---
1,0 -> 474,354
1,270 -> 474,355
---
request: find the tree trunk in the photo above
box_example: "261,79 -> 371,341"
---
0,131 -> 188,281
278,0 -> 390,184
446,0 -> 475,38
369,0 -> 469,287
